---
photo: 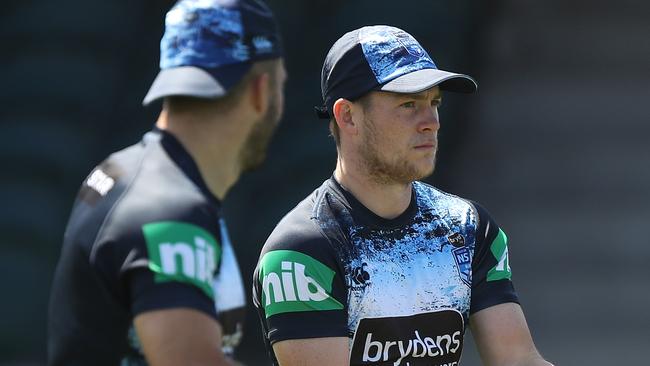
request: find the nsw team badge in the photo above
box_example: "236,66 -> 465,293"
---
452,246 -> 471,287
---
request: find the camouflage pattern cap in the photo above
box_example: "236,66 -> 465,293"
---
316,25 -> 476,119
143,0 -> 283,106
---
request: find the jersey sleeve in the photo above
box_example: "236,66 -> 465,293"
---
469,201 -> 519,314
253,209 -> 349,345
91,204 -> 222,320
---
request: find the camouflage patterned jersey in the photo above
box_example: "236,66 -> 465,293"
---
48,129 -> 244,366
253,178 -> 518,366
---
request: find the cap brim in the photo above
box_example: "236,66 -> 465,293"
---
142,66 -> 227,106
379,68 -> 477,94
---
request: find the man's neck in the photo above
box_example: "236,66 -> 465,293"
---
156,109 -> 248,200
334,158 -> 412,220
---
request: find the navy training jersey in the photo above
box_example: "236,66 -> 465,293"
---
253,177 -> 518,366
48,129 -> 245,366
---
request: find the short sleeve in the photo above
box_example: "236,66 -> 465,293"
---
253,212 -> 349,345
469,201 -> 519,314
128,270 -> 217,319
92,209 -> 223,320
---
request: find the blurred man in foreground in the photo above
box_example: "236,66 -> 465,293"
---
253,25 -> 553,366
48,1 -> 285,365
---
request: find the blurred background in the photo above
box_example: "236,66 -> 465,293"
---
1,0 -> 648,364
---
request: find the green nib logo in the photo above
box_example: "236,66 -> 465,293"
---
259,250 -> 343,317
143,221 -> 221,299
487,228 -> 512,282
263,261 -> 330,303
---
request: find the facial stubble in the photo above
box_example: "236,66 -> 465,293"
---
359,116 -> 436,185
239,90 -> 281,172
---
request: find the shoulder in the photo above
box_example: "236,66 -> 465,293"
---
108,180 -> 215,241
414,181 -> 471,205
92,138 -> 220,262
254,184 -> 348,321
411,181 -> 506,242
257,180 -> 345,275
263,184 -> 331,255
456,198 -> 501,239
91,139 -> 222,299
413,181 -> 479,218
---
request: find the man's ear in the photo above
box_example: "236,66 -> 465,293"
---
250,72 -> 270,115
333,98 -> 359,136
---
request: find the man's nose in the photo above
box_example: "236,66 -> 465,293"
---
418,107 -> 440,133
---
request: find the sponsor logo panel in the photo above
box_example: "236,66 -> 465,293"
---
349,262 -> 371,291
78,163 -> 122,205
86,168 -> 114,196
142,221 -> 221,299
447,232 -> 465,248
487,228 -> 512,281
350,310 -> 464,366
259,250 -> 343,317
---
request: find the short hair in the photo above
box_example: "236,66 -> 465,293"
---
329,117 -> 341,147
328,93 -> 372,147
164,59 -> 280,113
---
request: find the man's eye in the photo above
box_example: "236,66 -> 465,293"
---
401,101 -> 416,108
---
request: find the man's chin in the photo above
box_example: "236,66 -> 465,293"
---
412,164 -> 436,182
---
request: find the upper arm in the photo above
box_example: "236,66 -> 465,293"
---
273,337 -> 350,366
134,308 -> 233,366
469,202 -> 519,313
101,209 -> 237,362
468,203 -> 552,365
254,245 -> 349,343
470,303 -> 550,366
253,209 -> 350,361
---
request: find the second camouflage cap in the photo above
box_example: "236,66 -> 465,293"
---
143,0 -> 283,106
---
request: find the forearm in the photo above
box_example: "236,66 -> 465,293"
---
511,353 -> 554,366
471,304 -> 553,366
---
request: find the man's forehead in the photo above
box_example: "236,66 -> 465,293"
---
375,86 -> 442,100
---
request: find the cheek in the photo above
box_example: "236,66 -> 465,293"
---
364,111 -> 410,153
377,127 -> 408,155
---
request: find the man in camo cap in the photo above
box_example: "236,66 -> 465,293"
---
48,1 -> 285,365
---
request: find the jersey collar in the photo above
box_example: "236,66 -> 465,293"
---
328,176 -> 418,229
150,127 -> 222,208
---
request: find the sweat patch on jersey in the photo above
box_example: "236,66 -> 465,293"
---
258,250 -> 343,317
142,221 -> 221,299
487,228 -> 512,281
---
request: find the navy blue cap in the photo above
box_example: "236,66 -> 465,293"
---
316,25 -> 477,119
143,0 -> 283,106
